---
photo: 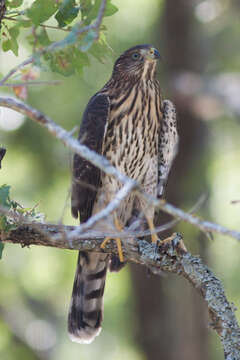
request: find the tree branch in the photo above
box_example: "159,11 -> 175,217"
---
0,80 -> 62,87
1,226 -> 239,359
1,96 -> 240,244
0,0 -> 6,28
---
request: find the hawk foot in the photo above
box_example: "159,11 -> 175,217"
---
100,214 -> 124,262
159,233 -> 187,253
101,237 -> 124,262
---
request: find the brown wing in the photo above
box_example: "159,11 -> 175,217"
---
157,100 -> 179,198
71,94 -> 110,222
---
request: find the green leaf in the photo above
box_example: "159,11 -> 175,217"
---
45,44 -> 90,76
45,48 -> 76,76
72,47 -> 90,75
55,0 -> 80,28
80,29 -> 97,52
27,0 -> 58,26
0,185 -> 13,235
85,0 -> 118,24
37,28 -> 51,46
80,0 -> 92,19
6,0 -> 23,8
0,216 -> 12,232
2,26 -> 19,56
89,31 -> 112,62
104,1 -> 118,17
0,185 -> 11,209
27,28 -> 51,49
0,243 -> 4,260
18,19 -> 32,28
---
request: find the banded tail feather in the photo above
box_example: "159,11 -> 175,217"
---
68,251 -> 109,344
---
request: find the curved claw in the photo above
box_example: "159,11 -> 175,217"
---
101,237 -> 124,262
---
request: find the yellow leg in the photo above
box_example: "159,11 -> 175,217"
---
161,233 -> 177,245
100,214 -> 124,262
146,217 -> 160,243
100,236 -> 112,249
161,232 -> 187,252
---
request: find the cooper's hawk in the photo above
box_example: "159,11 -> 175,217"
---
68,44 -> 178,344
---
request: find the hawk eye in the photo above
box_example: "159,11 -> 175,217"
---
132,52 -> 140,60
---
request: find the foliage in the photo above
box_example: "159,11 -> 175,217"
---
1,0 -> 118,75
0,184 -> 44,260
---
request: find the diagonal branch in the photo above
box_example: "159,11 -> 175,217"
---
1,96 -> 240,244
0,80 -> 62,87
0,96 -> 135,186
1,228 -> 239,359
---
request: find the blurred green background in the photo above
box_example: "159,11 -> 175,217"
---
1,0 -> 240,359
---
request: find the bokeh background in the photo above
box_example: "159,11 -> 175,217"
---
1,0 -> 240,359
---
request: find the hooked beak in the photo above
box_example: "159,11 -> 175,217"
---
141,47 -> 161,61
151,47 -> 161,60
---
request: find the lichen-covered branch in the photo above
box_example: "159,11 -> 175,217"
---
1,226 -> 239,358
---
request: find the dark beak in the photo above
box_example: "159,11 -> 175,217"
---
153,48 -> 161,60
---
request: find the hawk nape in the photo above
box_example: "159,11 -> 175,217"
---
69,44 -> 178,344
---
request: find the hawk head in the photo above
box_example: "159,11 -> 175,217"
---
112,44 -> 161,81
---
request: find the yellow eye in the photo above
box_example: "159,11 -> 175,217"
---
149,48 -> 154,55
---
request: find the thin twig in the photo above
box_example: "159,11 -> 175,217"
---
0,80 -> 62,87
64,180 -> 137,239
157,200 -> 240,241
0,96 -> 136,186
3,16 -> 71,32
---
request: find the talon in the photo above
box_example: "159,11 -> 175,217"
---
161,233 -> 177,246
101,236 -> 111,249
116,238 -> 124,262
159,233 -> 187,253
151,233 -> 160,244
100,214 -> 124,262
100,237 -> 124,262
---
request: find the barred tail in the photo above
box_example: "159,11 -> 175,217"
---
68,251 -> 109,344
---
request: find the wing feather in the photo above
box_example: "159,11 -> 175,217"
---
157,100 -> 179,198
71,94 -> 110,222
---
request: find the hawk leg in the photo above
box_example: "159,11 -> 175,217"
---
146,219 -> 187,252
159,232 -> 187,252
100,214 -> 124,262
146,216 -> 160,243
